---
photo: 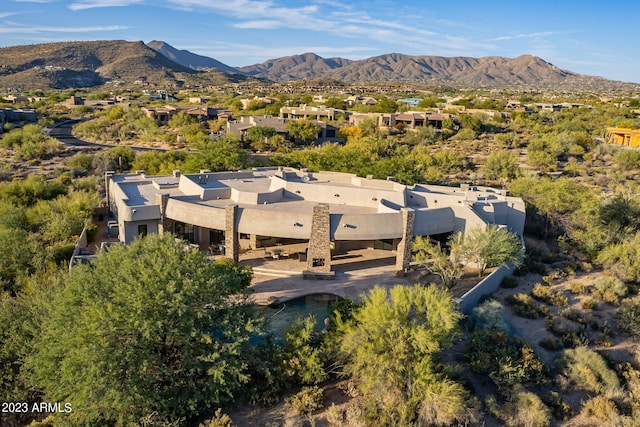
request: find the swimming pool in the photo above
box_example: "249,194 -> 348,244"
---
261,293 -> 343,337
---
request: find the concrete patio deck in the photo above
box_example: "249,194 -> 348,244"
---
232,245 -> 414,305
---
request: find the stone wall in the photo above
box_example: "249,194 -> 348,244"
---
155,193 -> 171,235
306,204 -> 331,273
225,205 -> 239,262
395,208 -> 415,275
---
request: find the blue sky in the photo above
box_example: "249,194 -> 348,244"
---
2,0 -> 639,83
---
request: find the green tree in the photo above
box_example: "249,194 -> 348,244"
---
597,232 -> 640,282
183,136 -> 247,172
282,315 -> 327,385
286,119 -> 321,144
483,151 -> 521,181
0,270 -> 63,426
247,126 -> 277,151
0,174 -> 67,206
335,285 -> 474,425
457,225 -> 523,276
413,236 -> 462,288
26,234 -> 260,425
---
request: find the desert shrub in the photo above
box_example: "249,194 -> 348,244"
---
579,261 -> 593,272
515,255 -> 547,276
486,389 -> 552,427
592,276 -> 628,306
541,391 -> 573,421
569,281 -> 587,295
501,276 -> 519,289
198,409 -> 233,427
559,347 -> 621,396
541,275 -> 555,286
581,298 -> 596,310
469,298 -> 509,331
467,329 -> 546,389
85,223 -> 98,243
545,316 -> 584,348
287,386 -> 324,415
531,283 -> 569,307
417,380 -> 480,427
325,402 -> 366,427
506,293 -> 548,319
616,299 -> 640,338
539,337 -> 563,351
560,308 -> 588,324
578,396 -> 621,424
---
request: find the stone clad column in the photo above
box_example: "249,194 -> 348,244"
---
249,234 -> 259,250
155,193 -> 171,235
306,204 -> 331,273
395,208 -> 415,276
225,205 -> 239,262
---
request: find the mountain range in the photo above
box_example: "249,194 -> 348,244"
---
0,40 -> 632,90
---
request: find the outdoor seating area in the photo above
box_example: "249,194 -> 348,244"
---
264,244 -> 293,260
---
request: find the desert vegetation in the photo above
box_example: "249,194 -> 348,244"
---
2,83 -> 640,426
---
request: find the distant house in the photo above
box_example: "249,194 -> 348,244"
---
141,106 -> 178,125
0,107 -> 37,125
227,116 -> 288,140
505,100 -> 533,113
280,104 -> 345,121
535,103 -> 561,112
188,96 -> 210,104
605,127 -> 640,148
183,106 -> 233,122
143,105 -> 233,125
3,95 -> 31,103
240,96 -> 278,110
399,98 -> 422,107
346,95 -> 377,106
227,115 -> 342,144
350,111 -> 449,130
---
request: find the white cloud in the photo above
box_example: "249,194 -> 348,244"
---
166,0 -> 325,29
163,0 -> 497,58
0,24 -> 130,34
488,31 -> 555,42
68,0 -> 144,11
0,12 -> 20,18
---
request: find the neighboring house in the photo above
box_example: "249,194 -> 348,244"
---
227,115 -> 342,143
60,95 -> 118,109
227,116 -> 289,140
399,98 -> 422,107
141,106 -> 178,125
105,167 -> 525,277
350,111 -> 449,130
505,100 -> 533,113
346,95 -> 378,106
605,127 -> 640,148
535,103 -> 561,112
240,96 -> 278,110
0,107 -> 37,125
188,96 -> 210,104
2,95 -> 40,103
142,90 -> 177,101
183,106 -> 233,122
280,104 -> 346,121
142,105 -> 233,125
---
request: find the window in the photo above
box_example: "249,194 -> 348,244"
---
138,224 -> 148,237
174,222 -> 196,243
